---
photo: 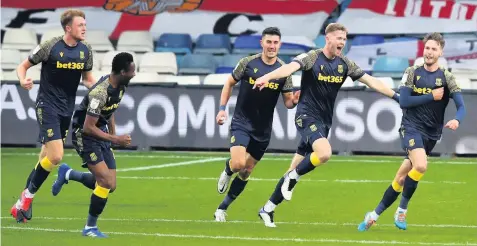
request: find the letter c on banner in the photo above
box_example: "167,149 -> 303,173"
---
137,94 -> 175,137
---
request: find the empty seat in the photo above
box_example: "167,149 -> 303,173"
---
351,35 -> 385,46
280,36 -> 313,56
139,52 -> 177,75
232,35 -> 262,54
2,28 -> 38,51
86,30 -> 115,52
155,33 -> 193,55
117,31 -> 153,53
455,76 -> 472,90
4,69 -> 41,81
314,35 -> 326,48
215,54 -> 242,74
179,54 -> 217,75
372,57 -> 409,78
101,51 -> 138,72
194,34 -> 231,55
130,72 -> 164,84
203,73 -> 230,86
40,28 -> 64,43
159,75 -> 201,85
1,49 -> 22,70
291,75 -> 301,87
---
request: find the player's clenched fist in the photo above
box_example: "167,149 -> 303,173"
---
216,110 -> 227,125
432,87 -> 444,101
114,134 -> 131,147
20,78 -> 33,90
444,119 -> 459,131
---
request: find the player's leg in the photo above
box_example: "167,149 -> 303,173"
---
215,153 -> 258,221
281,125 -> 331,201
217,128 -> 250,194
259,147 -> 306,228
394,138 -> 435,230
358,159 -> 412,231
11,145 -> 47,220
82,145 -> 116,238
53,129 -> 96,195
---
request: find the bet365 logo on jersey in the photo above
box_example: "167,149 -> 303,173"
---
318,73 -> 343,83
56,61 -> 85,70
248,77 -> 279,90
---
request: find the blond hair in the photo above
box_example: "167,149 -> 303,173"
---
60,9 -> 85,31
325,23 -> 348,35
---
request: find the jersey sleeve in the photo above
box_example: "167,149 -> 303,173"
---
445,70 -> 462,94
342,56 -> 365,81
400,67 -> 415,88
282,76 -> 294,93
84,42 -> 94,71
293,50 -> 319,71
231,57 -> 250,81
28,38 -> 58,65
86,89 -> 107,117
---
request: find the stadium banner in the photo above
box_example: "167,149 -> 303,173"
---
2,84 -> 476,155
1,0 -> 337,40
340,0 -> 477,34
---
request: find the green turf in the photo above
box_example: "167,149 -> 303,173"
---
2,148 -> 476,245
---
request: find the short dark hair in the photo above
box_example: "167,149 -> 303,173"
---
262,27 -> 281,38
423,32 -> 445,48
112,52 -> 134,74
60,9 -> 85,31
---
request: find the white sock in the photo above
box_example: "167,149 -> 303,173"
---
15,199 -> 22,209
397,207 -> 407,213
263,200 -> 277,213
288,169 -> 299,179
84,225 -> 97,230
65,169 -> 72,180
24,189 -> 35,198
370,211 -> 380,221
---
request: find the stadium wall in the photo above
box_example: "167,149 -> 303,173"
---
2,83 -> 476,156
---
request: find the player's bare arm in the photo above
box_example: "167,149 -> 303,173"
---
108,113 -> 116,136
82,71 -> 96,89
84,114 -> 130,146
254,62 -> 301,90
216,75 -> 239,125
358,74 -> 399,99
16,59 -> 35,90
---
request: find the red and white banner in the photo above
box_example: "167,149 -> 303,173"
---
346,38 -> 477,71
1,0 -> 337,40
340,0 -> 477,34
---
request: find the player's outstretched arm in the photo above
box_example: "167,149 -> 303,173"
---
253,62 -> 301,90
358,74 -> 399,101
216,75 -> 238,125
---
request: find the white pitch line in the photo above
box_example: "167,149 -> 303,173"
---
116,176 -> 467,184
2,216 -> 476,229
2,152 -> 476,164
2,226 -> 476,245
116,157 -> 227,172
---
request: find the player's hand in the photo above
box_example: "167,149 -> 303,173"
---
431,87 -> 444,101
253,76 -> 269,90
293,90 -> 301,105
445,119 -> 459,131
20,78 -> 33,90
216,110 -> 227,125
115,134 -> 132,147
